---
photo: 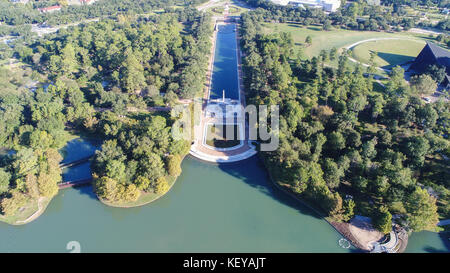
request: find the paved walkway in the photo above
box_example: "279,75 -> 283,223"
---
15,197 -> 47,225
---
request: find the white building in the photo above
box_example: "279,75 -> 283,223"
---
10,0 -> 30,3
270,0 -> 341,12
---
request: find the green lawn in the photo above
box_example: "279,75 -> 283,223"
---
351,39 -> 426,68
0,197 -> 51,225
261,23 -> 433,61
205,124 -> 241,148
206,1 -> 248,16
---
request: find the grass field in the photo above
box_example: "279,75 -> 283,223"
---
207,2 -> 247,16
351,39 -> 426,68
0,197 -> 51,225
261,23 -> 434,62
206,124 -> 241,148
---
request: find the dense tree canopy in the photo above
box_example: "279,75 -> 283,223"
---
0,0 -> 207,26
240,10 -> 449,232
0,7 -> 211,216
239,0 -> 448,31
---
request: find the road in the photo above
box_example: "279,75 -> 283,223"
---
408,27 -> 445,36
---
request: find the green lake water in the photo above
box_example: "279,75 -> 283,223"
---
0,19 -> 448,253
0,144 -> 448,252
209,24 -> 240,100
0,155 -> 352,252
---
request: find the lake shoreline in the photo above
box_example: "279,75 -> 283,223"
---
0,196 -> 53,226
95,153 -> 189,208
258,154 -> 369,252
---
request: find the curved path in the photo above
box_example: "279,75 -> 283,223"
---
15,197 -> 47,225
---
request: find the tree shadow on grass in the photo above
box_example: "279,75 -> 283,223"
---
306,26 -> 322,31
207,155 -> 323,220
374,51 -> 416,69
287,24 -> 303,28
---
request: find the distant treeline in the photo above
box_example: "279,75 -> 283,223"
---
0,0 -> 208,26
241,0 -> 450,31
381,0 -> 450,8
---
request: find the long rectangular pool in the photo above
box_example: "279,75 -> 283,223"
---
209,23 -> 240,101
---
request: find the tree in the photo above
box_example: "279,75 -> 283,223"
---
329,47 -> 337,61
342,199 -> 355,222
25,174 -> 39,199
403,136 -> 430,168
323,20 -> 332,31
105,160 -> 127,183
370,94 -> 385,119
417,103 -> 438,129
135,176 -> 151,191
0,168 -> 11,194
37,172 -> 59,197
425,64 -> 446,84
405,187 -> 439,232
124,184 -> 140,202
327,131 -> 346,151
323,158 -> 343,189
410,74 -> 437,95
386,66 -> 405,94
320,49 -> 329,63
36,148 -> 62,198
167,155 -> 182,177
140,153 -> 165,182
154,177 -> 170,194
1,191 -> 29,217
13,148 -> 38,178
60,44 -> 79,76
305,35 -> 312,46
29,130 -> 54,150
284,100 -> 304,130
362,138 -> 377,160
164,90 -> 178,107
145,85 -> 160,98
121,49 -> 146,94
95,140 -> 126,170
373,206 -> 392,234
